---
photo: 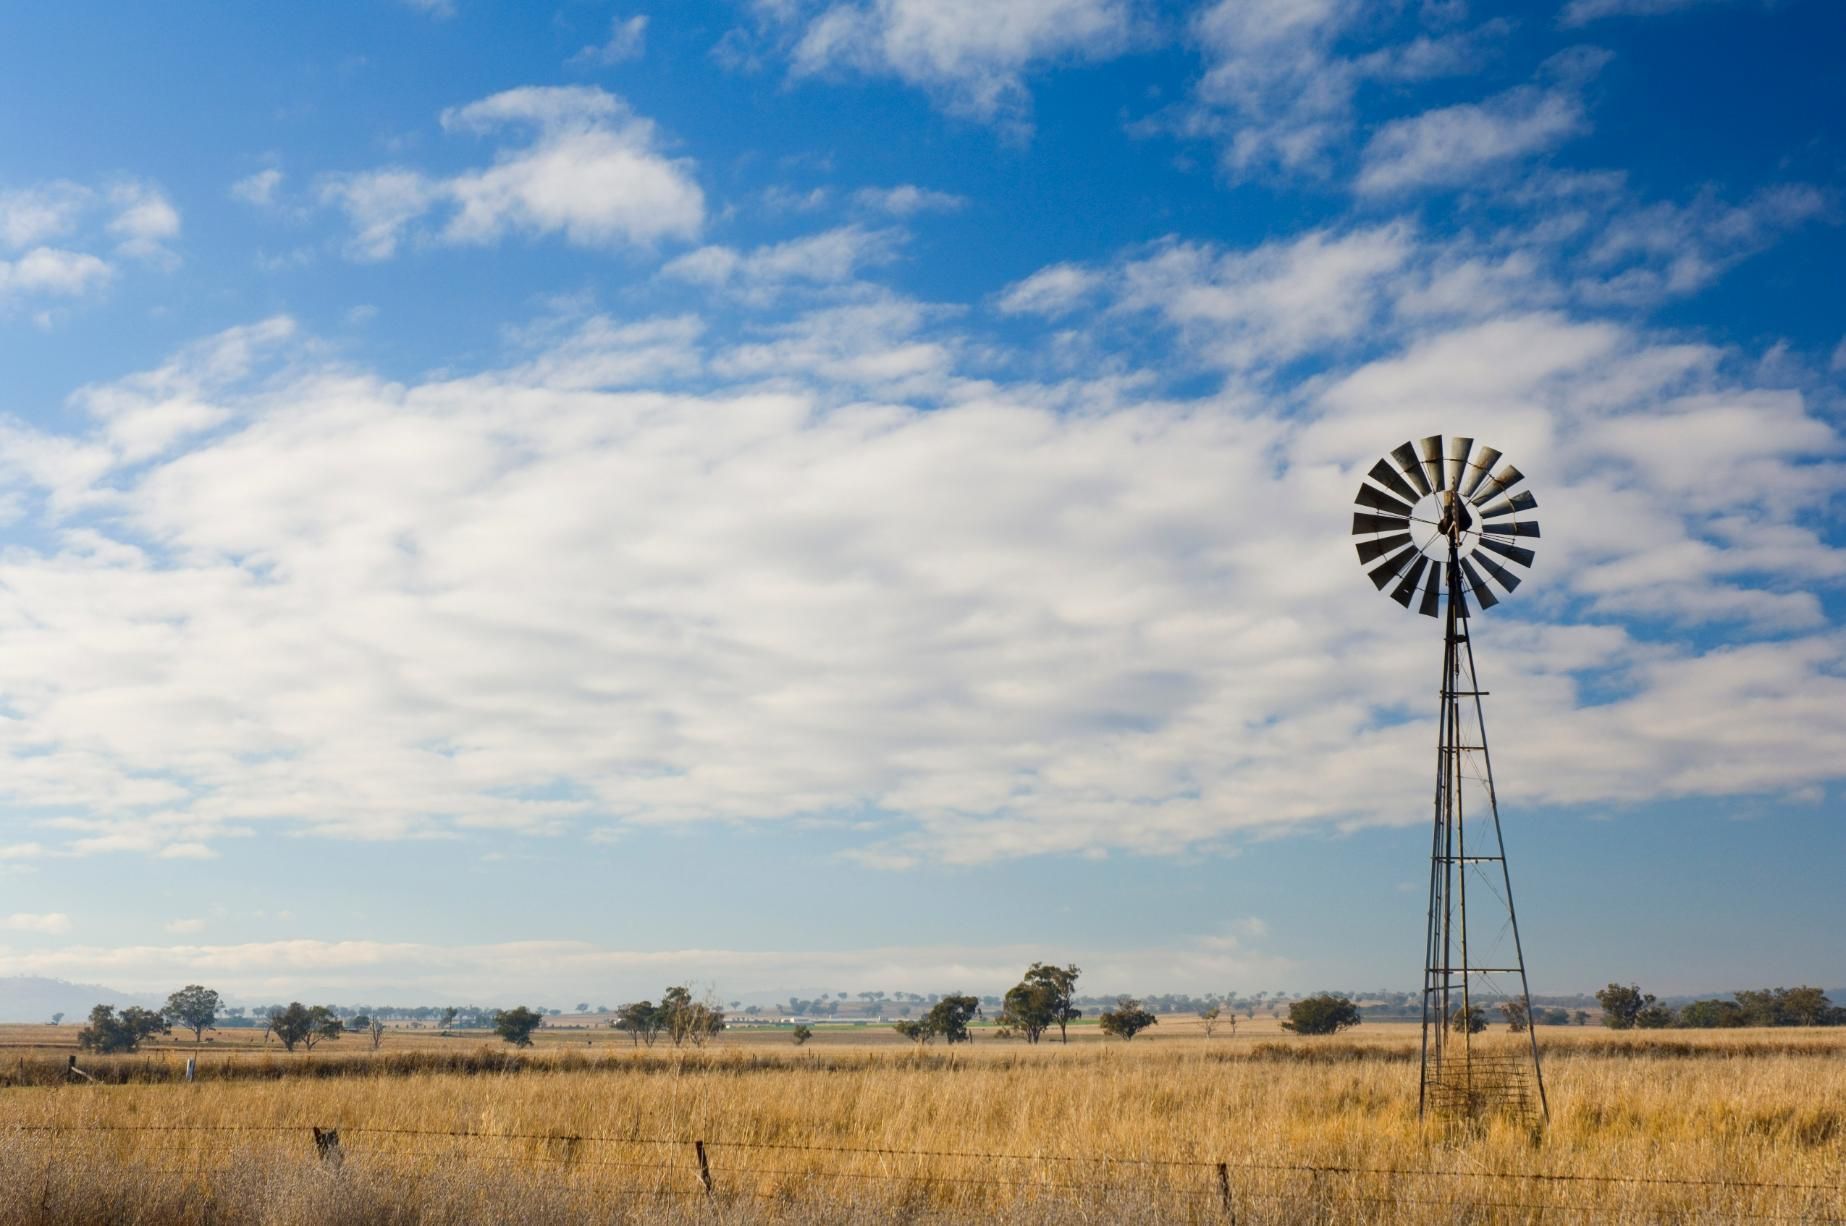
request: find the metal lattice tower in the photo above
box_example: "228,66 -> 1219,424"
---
1351,435 -> 1548,1128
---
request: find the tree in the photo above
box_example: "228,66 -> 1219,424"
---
614,1001 -> 663,1047
1776,986 -> 1833,1027
268,1002 -> 341,1052
660,985 -> 725,1048
493,1006 -> 545,1048
791,1024 -> 814,1046
1499,1001 -> 1529,1033
922,994 -> 982,1044
1022,963 -> 1082,1043
1450,1004 -> 1489,1034
1282,993 -> 1362,1036
575,1002 -> 591,1014
1573,1010 -> 1590,1027
999,980 -> 1056,1043
1679,999 -> 1746,1028
367,1016 -> 387,1050
1595,983 -> 1654,1030
1098,996 -> 1158,1041
439,1007 -> 459,1033
1198,1004 -> 1223,1038
892,1019 -> 930,1045
163,984 -> 221,1044
50,1012 -> 64,1026
78,1004 -> 167,1054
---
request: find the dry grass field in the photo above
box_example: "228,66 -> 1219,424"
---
1,1019 -> 1841,1223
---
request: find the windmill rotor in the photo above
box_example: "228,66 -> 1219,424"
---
1350,435 -> 1541,616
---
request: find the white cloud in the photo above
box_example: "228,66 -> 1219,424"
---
662,225 -> 902,301
0,182 -> 90,248
4,913 -> 71,935
230,169 -> 284,208
321,86 -> 703,260
0,248 -> 113,301
1559,0 -> 1744,26
0,934 -> 1290,999
1357,84 -> 1588,194
1113,224 -> 1416,367
1580,184 -> 1828,301
107,182 -> 182,261
852,185 -> 968,216
572,14 -> 648,66
996,262 -> 1101,317
0,256 -> 1836,875
1180,0 -> 1513,180
780,0 -> 1134,130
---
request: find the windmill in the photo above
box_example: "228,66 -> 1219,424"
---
1351,435 -> 1547,1127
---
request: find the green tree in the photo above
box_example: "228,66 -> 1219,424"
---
1499,1001 -> 1529,1033
1679,999 -> 1746,1028
493,1006 -> 545,1047
163,984 -> 221,1044
50,1012 -> 64,1026
1282,993 -> 1362,1036
1198,1004 -> 1224,1038
999,980 -> 1056,1043
1098,996 -> 1158,1041
1778,986 -> 1833,1027
1635,1001 -> 1674,1029
77,1004 -> 167,1054
614,1000 -> 663,1047
791,1024 -> 814,1046
1595,983 -> 1654,1030
660,985 -> 725,1048
268,1002 -> 342,1052
892,1019 -> 930,1045
1450,1004 -> 1490,1034
1022,963 -> 1082,1044
922,994 -> 981,1044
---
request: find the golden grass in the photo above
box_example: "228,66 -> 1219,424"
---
1,1022 -> 1842,1223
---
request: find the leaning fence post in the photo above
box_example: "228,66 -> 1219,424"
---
694,1139 -> 714,1198
1217,1161 -> 1236,1223
184,1056 -> 196,1083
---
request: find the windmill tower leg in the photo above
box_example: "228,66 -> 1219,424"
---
1418,538 -> 1548,1127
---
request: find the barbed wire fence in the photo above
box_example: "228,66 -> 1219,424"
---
3,1121 -> 1843,1223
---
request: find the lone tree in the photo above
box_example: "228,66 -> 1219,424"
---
999,978 -> 1056,1043
1099,997 -> 1158,1041
493,1006 -> 545,1048
1281,993 -> 1362,1036
269,1003 -> 344,1052
78,1004 -> 168,1054
1450,1004 -> 1490,1034
923,994 -> 982,1044
1500,1001 -> 1529,1033
660,986 -> 725,1048
1198,1004 -> 1223,1038
1020,963 -> 1082,1043
1595,983 -> 1657,1031
165,984 -> 221,1044
791,1024 -> 814,1046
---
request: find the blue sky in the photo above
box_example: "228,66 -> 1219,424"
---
0,0 -> 1840,1007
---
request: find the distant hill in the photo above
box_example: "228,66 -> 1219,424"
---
0,977 -> 162,1023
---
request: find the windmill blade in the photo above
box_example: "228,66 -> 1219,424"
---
1355,532 -> 1412,564
1446,437 -> 1474,493
1478,489 -> 1537,520
1368,543 -> 1419,588
1478,537 -> 1536,568
1391,441 -> 1432,496
1391,554 -> 1430,607
1446,562 -> 1470,618
1418,435 -> 1446,492
1459,557 -> 1500,609
1481,519 -> 1541,539
1469,463 -> 1525,506
1472,552 -> 1522,594
1354,484 -> 1415,518
1352,511 -> 1410,536
1459,444 -> 1501,499
1418,567 -> 1442,617
1366,458 -> 1421,504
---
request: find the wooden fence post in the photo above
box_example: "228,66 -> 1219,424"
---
694,1140 -> 714,1198
312,1127 -> 343,1169
1217,1161 -> 1236,1223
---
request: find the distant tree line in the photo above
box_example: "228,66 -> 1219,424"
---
1596,984 -> 1842,1029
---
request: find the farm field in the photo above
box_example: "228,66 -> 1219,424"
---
1,1020 -> 1841,1223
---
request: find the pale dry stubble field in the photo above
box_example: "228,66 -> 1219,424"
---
1,1016 -> 1843,1224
